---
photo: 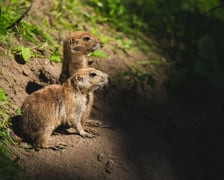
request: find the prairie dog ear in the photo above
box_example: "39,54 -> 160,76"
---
70,75 -> 82,83
70,75 -> 83,88
75,75 -> 83,82
70,38 -> 78,46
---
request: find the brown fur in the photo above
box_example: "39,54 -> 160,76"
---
59,31 -> 100,83
59,31 -> 100,126
21,68 -> 108,148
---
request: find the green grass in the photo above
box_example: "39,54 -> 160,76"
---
0,88 -> 9,128
0,87 -> 25,179
0,0 -> 61,62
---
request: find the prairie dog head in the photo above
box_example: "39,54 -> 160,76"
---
69,68 -> 108,92
64,31 -> 100,55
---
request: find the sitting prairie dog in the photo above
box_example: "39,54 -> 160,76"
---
21,68 -> 108,148
59,31 -> 101,126
59,31 -> 100,83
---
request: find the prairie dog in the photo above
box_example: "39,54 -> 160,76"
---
21,68 -> 108,148
59,31 -> 100,126
59,31 -> 100,83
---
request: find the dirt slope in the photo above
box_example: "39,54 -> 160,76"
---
0,3 -> 175,178
0,46 -> 175,180
1,0 -> 224,180
0,4 -> 167,178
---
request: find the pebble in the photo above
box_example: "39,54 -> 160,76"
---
97,153 -> 104,161
22,68 -> 29,76
105,159 -> 114,174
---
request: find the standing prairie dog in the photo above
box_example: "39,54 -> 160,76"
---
59,31 -> 101,126
21,68 -> 108,148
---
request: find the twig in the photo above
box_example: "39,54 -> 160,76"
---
6,4 -> 32,30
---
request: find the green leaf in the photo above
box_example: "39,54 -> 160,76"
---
15,109 -> 21,115
0,28 -> 7,36
21,47 -> 31,62
50,48 -> 61,62
89,49 -> 108,58
0,88 -> 7,102
50,54 -> 61,62
99,35 -> 109,44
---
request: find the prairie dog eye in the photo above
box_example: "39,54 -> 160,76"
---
89,72 -> 97,77
83,36 -> 90,41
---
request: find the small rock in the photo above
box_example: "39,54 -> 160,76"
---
97,153 -> 104,161
105,159 -> 114,174
22,68 -> 29,76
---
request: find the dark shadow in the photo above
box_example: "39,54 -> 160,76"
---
9,115 -> 23,138
25,81 -> 43,94
39,70 -> 49,83
54,125 -> 73,135
98,85 -> 224,180
9,115 -> 33,145
14,54 -> 26,65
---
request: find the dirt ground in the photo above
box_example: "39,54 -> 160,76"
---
1,44 -> 224,180
1,0 -> 224,179
0,53 -> 173,180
